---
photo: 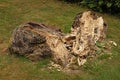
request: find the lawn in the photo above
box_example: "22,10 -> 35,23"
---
0,0 -> 120,80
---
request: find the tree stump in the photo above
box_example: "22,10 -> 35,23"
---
9,11 -> 107,68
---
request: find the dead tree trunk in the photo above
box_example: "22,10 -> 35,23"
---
9,11 -> 107,68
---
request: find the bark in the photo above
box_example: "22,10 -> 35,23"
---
9,11 -> 107,68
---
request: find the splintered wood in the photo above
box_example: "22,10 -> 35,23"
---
9,11 -> 107,68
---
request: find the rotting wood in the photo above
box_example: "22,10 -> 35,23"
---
9,11 -> 107,68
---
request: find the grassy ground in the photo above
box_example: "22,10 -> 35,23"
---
0,0 -> 120,80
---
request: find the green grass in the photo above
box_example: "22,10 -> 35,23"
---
0,0 -> 120,80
